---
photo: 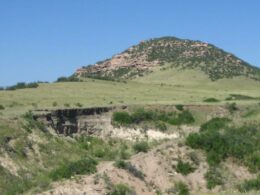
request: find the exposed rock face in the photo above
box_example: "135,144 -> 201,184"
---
34,107 -> 114,136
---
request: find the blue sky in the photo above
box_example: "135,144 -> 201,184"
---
0,0 -> 260,86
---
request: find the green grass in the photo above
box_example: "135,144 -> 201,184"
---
0,74 -> 260,118
175,160 -> 196,175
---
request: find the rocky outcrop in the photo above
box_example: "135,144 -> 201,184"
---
34,107 -> 116,136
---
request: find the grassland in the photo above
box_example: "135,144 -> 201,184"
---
1,69 -> 260,118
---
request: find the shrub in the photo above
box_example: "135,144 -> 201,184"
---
23,111 -> 47,133
49,157 -> 97,181
204,167 -> 223,189
133,141 -> 149,153
131,109 -> 155,123
175,104 -> 184,111
238,175 -> 260,192
64,103 -> 70,108
0,105 -> 5,110
169,110 -> 195,125
186,123 -> 260,169
112,112 -> 132,125
175,181 -> 190,195
226,102 -> 238,113
176,160 -> 195,175
56,76 -> 80,82
203,98 -> 220,103
155,121 -> 167,131
114,160 -> 144,180
110,183 -> 136,195
200,117 -> 231,132
75,103 -> 83,107
5,82 -> 39,90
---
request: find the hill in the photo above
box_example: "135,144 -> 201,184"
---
75,36 -> 260,81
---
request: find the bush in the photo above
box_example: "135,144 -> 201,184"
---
133,141 -> 149,153
5,82 -> 39,90
155,121 -> 167,131
75,103 -> 83,107
238,175 -> 260,192
175,104 -> 184,111
226,102 -> 238,113
175,181 -> 190,195
112,112 -> 132,125
114,160 -> 144,180
186,123 -> 260,169
110,183 -> 136,195
200,117 -> 231,132
176,160 -> 195,175
49,157 -> 97,181
0,105 -> 5,110
56,76 -> 80,82
169,110 -> 195,125
204,167 -> 223,189
203,98 -> 220,103
64,103 -> 70,108
112,108 -> 195,127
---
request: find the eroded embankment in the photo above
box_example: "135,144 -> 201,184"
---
33,106 -> 118,136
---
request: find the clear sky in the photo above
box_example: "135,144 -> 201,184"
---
0,0 -> 260,86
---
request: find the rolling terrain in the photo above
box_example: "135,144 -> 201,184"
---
0,36 -> 259,195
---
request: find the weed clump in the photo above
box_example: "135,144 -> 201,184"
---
49,157 -> 97,181
204,167 -> 223,189
0,105 -> 5,110
114,160 -> 144,180
110,183 -> 136,195
238,175 -> 260,192
175,160 -> 195,175
203,98 -> 220,103
133,141 -> 149,153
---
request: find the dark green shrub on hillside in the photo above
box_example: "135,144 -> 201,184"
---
49,157 -> 97,181
200,117 -> 231,132
175,160 -> 195,175
169,110 -> 195,125
112,108 -> 195,127
114,160 -> 145,180
75,103 -> 83,107
56,76 -> 80,82
23,111 -> 47,133
5,82 -> 39,90
155,121 -> 167,131
174,182 -> 190,195
0,105 -> 4,110
112,111 -> 132,125
133,141 -> 149,153
131,109 -> 155,123
175,104 -> 184,111
110,183 -> 136,195
226,102 -> 238,113
203,98 -> 220,103
204,167 -> 223,189
238,175 -> 260,192
186,124 -> 260,170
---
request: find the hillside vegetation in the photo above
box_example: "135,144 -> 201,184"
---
77,36 -> 260,81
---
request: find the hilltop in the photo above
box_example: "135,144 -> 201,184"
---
75,36 -> 260,81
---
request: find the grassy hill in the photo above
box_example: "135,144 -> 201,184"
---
77,36 -> 260,81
